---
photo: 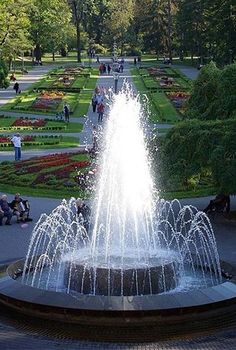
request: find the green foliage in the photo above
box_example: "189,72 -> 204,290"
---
158,118 -> 236,195
0,59 -> 9,88
187,62 -> 236,120
187,62 -> 220,119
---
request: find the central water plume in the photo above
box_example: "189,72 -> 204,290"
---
91,90 -> 157,266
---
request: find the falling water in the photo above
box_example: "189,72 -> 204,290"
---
22,88 -> 222,296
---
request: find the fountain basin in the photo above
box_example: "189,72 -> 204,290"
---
64,257 -> 180,296
0,259 -> 235,343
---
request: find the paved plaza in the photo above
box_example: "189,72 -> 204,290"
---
0,59 -> 236,349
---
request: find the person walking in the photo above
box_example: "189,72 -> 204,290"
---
107,64 -> 111,75
11,133 -> 22,161
13,82 -> 20,94
91,94 -> 97,113
97,102 -> 105,122
64,103 -> 70,122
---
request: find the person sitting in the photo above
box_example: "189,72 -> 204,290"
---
0,194 -> 13,226
10,73 -> 16,81
10,193 -> 31,223
76,198 -> 91,233
203,194 -> 230,214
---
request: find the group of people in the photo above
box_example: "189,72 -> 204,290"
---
91,87 -> 106,123
0,193 -> 31,226
99,63 -> 111,75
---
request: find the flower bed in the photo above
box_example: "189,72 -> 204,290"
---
166,91 -> 190,109
52,75 -> 75,89
147,67 -> 167,77
12,118 -> 46,128
32,91 -> 65,110
0,151 -> 95,196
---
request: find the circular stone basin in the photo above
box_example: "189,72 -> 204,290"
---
64,256 -> 180,296
0,260 -> 236,342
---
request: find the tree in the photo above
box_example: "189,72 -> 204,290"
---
187,62 -> 221,119
0,59 -> 9,88
30,0 -> 72,61
0,0 -> 32,68
158,118 -> 236,194
102,0 -> 134,53
68,0 -> 97,62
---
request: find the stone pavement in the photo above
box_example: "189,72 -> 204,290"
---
174,65 -> 199,80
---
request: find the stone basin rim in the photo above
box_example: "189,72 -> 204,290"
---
0,258 -> 234,316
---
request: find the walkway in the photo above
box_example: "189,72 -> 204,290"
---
174,65 -> 199,80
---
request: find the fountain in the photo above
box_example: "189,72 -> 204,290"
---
0,88 -> 235,341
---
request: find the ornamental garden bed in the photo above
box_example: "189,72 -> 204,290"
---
131,68 -> 181,123
0,115 -> 83,133
0,135 -> 79,150
37,67 -> 92,92
1,66 -> 98,118
0,152 -> 98,198
166,91 -> 190,115
139,66 -> 192,92
7,90 -> 80,115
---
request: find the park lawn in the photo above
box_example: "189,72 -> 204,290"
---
72,71 -> 99,116
131,68 -> 159,121
150,91 -> 181,123
162,186 -> 217,200
73,91 -> 93,117
0,183 -> 86,199
0,136 -> 80,151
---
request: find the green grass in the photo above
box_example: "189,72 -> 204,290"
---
150,91 -> 181,123
0,183 -> 86,199
162,186 -> 217,200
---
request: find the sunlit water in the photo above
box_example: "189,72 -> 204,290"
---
22,88 -> 222,296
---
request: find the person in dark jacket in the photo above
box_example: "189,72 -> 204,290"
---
203,194 -> 230,214
10,193 -> 30,223
13,82 -> 20,94
76,198 -> 91,233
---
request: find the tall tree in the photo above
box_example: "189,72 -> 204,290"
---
0,0 -> 32,67
30,0 -> 72,61
68,0 -> 97,62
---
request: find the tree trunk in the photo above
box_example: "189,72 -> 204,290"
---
76,23 -> 81,63
167,0 -> 173,63
9,59 -> 12,71
191,50 -> 194,65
